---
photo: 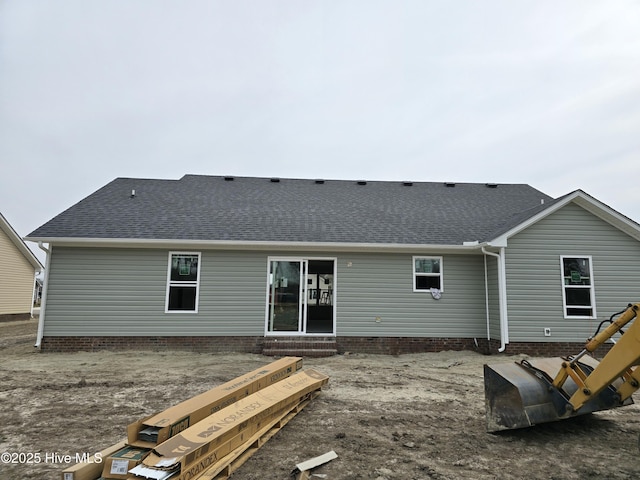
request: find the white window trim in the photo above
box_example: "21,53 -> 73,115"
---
560,255 -> 596,319
165,251 -> 201,313
412,256 -> 444,293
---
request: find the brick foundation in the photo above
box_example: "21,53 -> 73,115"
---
40,336 -> 264,354
39,335 -> 614,358
489,339 -> 613,359
336,337 -> 492,355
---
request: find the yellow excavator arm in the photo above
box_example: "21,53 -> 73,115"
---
553,303 -> 640,413
485,303 -> 640,432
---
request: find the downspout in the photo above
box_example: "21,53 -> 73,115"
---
482,246 -> 509,352
34,242 -> 51,349
497,247 -> 509,351
483,254 -> 490,340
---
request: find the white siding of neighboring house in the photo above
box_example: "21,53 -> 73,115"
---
0,227 -> 36,315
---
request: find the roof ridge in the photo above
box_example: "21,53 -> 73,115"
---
179,173 -> 535,187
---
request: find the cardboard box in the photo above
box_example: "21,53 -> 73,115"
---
101,445 -> 150,479
131,369 -> 329,480
127,357 -> 302,448
60,440 -> 126,480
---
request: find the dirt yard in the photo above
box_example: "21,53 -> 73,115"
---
2,318 -> 640,480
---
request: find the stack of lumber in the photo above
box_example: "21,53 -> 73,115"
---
61,357 -> 328,480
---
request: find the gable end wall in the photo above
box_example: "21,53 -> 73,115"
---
504,203 -> 640,343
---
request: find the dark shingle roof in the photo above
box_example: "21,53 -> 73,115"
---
27,175 -> 554,245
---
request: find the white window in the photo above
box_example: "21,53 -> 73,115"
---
413,256 -> 443,292
560,256 -> 595,318
166,252 -> 201,313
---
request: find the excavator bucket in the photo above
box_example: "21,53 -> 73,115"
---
484,356 -> 633,432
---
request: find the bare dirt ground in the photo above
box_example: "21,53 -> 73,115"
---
2,318 -> 640,480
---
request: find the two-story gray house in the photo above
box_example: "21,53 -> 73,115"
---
26,175 -> 640,356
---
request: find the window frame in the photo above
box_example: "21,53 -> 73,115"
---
165,251 -> 201,313
412,256 -> 444,293
560,255 -> 596,319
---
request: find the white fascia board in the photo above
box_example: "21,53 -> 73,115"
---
488,190 -> 640,245
1,214 -> 44,271
23,236 -> 485,254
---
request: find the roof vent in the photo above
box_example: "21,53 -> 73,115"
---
445,182 -> 456,187
224,176 -> 234,181
357,180 -> 367,186
402,181 -> 413,187
130,189 -> 136,198
486,183 -> 498,188
270,177 -> 280,183
314,179 -> 325,184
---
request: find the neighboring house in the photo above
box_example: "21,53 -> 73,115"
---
0,212 -> 43,321
33,277 -> 43,306
25,175 -> 640,356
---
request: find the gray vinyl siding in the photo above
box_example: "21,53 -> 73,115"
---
43,247 -> 489,338
44,247 -> 268,336
44,247 -> 162,335
336,252 -> 487,337
505,203 -> 640,343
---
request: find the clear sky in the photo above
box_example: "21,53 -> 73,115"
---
1,1 -> 639,264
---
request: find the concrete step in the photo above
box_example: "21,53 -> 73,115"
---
263,348 -> 337,358
262,338 -> 337,357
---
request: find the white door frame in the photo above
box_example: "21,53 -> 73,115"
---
264,256 -> 336,336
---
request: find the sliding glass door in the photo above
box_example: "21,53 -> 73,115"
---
268,260 -> 304,332
266,258 -> 335,335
